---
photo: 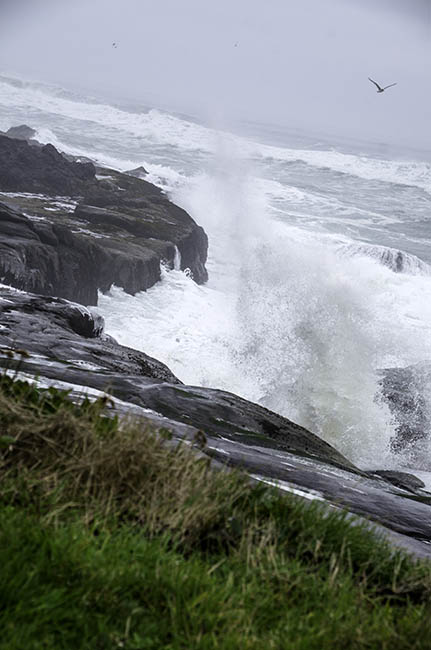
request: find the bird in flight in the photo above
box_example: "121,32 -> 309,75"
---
112,42 -> 118,48
368,77 -> 397,93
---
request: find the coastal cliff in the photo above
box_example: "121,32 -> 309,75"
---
0,133 -> 208,304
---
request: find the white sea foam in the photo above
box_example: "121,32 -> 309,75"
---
255,144 -> 431,194
0,77 -> 216,151
339,242 -> 431,276
98,156 -> 431,469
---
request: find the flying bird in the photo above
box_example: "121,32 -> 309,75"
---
112,42 -> 118,48
368,77 -> 397,93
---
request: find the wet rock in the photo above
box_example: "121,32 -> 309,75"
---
379,363 -> 430,454
126,166 -> 149,178
5,125 -> 37,142
0,134 -> 96,195
372,470 -> 426,493
341,242 -> 431,275
0,202 -> 107,305
124,383 -> 357,471
0,135 -> 208,298
78,166 -> 208,284
0,287 -> 179,383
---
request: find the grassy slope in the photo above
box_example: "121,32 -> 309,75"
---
0,372 -> 430,649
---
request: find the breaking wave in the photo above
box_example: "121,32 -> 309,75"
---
1,74 -> 430,193
339,243 -> 431,275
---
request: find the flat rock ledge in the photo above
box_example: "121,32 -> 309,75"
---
0,133 -> 208,305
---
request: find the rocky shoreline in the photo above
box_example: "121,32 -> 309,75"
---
0,127 -> 430,559
0,129 -> 207,304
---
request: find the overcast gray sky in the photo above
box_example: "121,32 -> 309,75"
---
1,0 -> 430,148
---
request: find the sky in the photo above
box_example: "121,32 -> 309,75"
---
0,0 -> 430,149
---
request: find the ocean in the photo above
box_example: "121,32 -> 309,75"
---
1,73 -> 431,471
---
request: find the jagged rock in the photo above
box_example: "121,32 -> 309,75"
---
0,287 -> 179,383
0,134 -> 96,195
0,136 -> 208,302
0,202 -> 106,304
126,166 -> 149,178
5,125 -> 37,142
379,363 -> 430,453
0,201 -> 179,305
78,166 -> 208,284
373,470 -> 426,493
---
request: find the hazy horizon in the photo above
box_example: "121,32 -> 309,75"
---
1,0 -> 430,151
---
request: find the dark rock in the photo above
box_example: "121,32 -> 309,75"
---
379,363 -> 430,454
126,166 -> 149,178
5,125 -> 37,142
0,202 -> 106,305
372,470 -> 426,493
62,153 -> 95,164
123,383 -> 356,471
0,134 -> 96,195
0,201 -> 181,305
210,438 -> 431,544
0,199 -> 189,305
77,167 -> 208,284
0,136 -> 208,300
0,287 -> 179,383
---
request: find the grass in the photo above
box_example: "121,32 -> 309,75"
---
0,372 -> 431,649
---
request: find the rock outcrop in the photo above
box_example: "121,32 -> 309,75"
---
379,363 -> 430,454
0,134 -> 208,303
0,287 -> 179,384
4,124 -> 37,142
0,202 -> 108,305
125,166 -> 149,178
0,134 -> 96,195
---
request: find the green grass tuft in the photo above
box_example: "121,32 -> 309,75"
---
0,374 -> 431,649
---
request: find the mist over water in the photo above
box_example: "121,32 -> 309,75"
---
1,0 -> 430,149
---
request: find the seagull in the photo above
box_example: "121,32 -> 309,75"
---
368,77 -> 397,93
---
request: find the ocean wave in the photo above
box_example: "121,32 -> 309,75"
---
0,75 -> 216,152
1,74 -> 430,193
339,242 -> 431,276
99,167 -> 431,468
33,127 -> 186,192
254,144 -> 431,194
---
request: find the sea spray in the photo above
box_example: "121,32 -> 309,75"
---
173,246 -> 182,271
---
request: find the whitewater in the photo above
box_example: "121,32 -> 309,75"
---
1,74 -> 431,470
